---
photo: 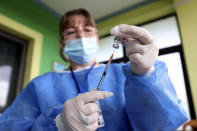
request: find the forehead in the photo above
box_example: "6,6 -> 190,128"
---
67,15 -> 87,28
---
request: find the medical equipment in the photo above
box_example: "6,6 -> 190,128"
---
96,36 -> 123,128
113,36 -> 122,49
96,36 -> 122,90
64,38 -> 99,64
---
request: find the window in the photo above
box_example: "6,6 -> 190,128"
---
0,30 -> 28,113
96,15 -> 195,130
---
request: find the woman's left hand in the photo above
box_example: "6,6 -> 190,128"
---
111,24 -> 159,75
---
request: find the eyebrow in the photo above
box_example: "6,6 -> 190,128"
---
66,26 -> 76,29
66,26 -> 93,32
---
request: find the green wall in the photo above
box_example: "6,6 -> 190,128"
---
0,0 -> 66,75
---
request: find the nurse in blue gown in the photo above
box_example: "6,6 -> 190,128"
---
0,8 -> 188,131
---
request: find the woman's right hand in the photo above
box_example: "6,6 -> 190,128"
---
57,90 -> 113,131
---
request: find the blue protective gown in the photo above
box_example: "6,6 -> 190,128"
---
0,61 -> 188,131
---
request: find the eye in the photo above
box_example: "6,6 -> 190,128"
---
63,28 -> 76,36
84,26 -> 95,33
84,29 -> 93,32
66,31 -> 76,35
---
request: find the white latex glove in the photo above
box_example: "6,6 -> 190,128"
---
111,24 -> 159,75
56,90 -> 113,131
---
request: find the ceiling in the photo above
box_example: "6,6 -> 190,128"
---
33,0 -> 156,22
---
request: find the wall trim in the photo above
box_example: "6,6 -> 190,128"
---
174,0 -> 193,7
97,0 -> 174,37
0,13 -> 43,88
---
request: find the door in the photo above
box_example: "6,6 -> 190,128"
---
0,30 -> 28,113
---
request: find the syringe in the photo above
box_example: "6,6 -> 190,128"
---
96,36 -> 122,90
95,36 -> 122,128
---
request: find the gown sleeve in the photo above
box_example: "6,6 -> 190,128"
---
0,78 -> 62,131
122,60 -> 189,131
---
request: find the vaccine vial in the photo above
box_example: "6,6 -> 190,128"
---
113,36 -> 122,49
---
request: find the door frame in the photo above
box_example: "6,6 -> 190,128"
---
0,14 -> 43,88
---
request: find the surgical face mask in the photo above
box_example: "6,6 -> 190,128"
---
64,38 -> 99,64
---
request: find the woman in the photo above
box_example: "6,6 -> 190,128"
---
0,8 -> 188,131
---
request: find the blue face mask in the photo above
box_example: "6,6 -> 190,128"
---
64,38 -> 99,64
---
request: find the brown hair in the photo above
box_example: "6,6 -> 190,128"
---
59,8 -> 96,41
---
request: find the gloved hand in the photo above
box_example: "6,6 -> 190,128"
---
57,90 -> 113,131
111,24 -> 159,75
